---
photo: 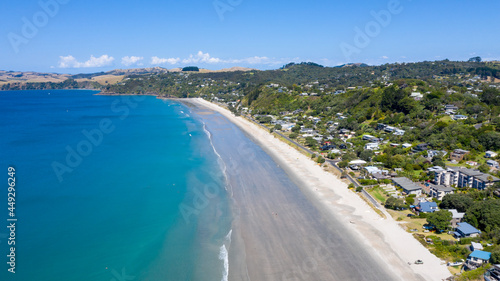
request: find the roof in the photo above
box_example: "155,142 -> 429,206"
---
392,177 -> 422,191
457,222 -> 481,235
430,184 -> 454,192
418,202 -> 438,213
349,159 -> 367,165
475,174 -> 500,182
365,166 -> 382,174
471,242 -> 484,250
469,250 -> 491,260
448,209 -> 465,219
459,168 -> 482,177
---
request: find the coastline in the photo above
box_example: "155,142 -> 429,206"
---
184,98 -> 451,281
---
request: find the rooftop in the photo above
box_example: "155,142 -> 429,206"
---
392,177 -> 422,191
448,209 -> 465,219
469,250 -> 491,261
457,222 -> 481,235
429,184 -> 454,192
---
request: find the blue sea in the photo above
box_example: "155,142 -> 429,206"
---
0,90 -> 232,281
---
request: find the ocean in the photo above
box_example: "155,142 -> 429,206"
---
0,90 -> 232,281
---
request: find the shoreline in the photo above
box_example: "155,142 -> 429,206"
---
185,98 -> 451,281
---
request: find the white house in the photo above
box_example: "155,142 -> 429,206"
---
365,143 -> 380,150
485,151 -> 498,158
452,115 -> 468,121
410,92 -> 423,100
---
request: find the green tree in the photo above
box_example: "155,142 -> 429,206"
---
289,133 -> 298,139
439,194 -> 474,213
274,124 -> 282,130
492,250 -> 500,264
465,199 -> 500,231
426,209 -> 452,232
305,137 -> 317,148
478,163 -> 490,173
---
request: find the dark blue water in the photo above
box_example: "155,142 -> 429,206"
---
0,90 -> 231,281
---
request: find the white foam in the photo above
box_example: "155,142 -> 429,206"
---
202,123 -> 232,195
219,229 -> 232,281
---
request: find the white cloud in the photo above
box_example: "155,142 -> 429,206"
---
58,55 -> 114,68
381,56 -> 389,59
182,51 -> 222,64
151,56 -> 180,65
121,56 -> 144,66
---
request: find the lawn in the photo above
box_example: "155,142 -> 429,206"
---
366,185 -> 389,203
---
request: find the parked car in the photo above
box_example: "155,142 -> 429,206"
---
415,260 -> 424,264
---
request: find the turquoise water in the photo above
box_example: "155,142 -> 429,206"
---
0,90 -> 232,281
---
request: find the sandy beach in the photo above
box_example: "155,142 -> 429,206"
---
183,98 -> 451,281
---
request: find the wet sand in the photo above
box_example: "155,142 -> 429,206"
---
183,98 -> 451,281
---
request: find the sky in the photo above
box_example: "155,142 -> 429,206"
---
1,0 -> 499,73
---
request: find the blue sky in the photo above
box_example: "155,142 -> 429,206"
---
1,0 -> 499,73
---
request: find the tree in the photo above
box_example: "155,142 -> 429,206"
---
479,131 -> 500,150
385,196 -> 405,210
291,125 -> 301,133
439,194 -> 474,213
492,250 -> 500,264
478,163 -> 490,173
289,133 -> 298,139
317,156 -> 326,164
465,199 -> 500,231
468,56 -> 482,63
274,124 -> 282,130
426,209 -> 452,232
305,137 -> 317,148
338,160 -> 348,168
359,150 -> 373,162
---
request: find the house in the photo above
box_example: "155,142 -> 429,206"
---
448,209 -> 465,228
414,143 -> 428,152
428,150 -> 447,159
372,173 -> 388,180
349,159 -> 367,166
472,174 -> 500,190
392,177 -> 422,196
429,184 -> 455,200
455,222 -> 481,238
384,126 -> 395,133
457,168 -> 483,188
470,242 -> 484,251
365,143 -> 380,150
487,160 -> 499,168
468,250 -> 491,265
445,104 -> 459,111
452,115 -> 468,121
402,143 -> 412,149
410,92 -> 423,100
394,129 -> 405,136
362,134 -> 377,141
377,123 -> 388,130
485,151 -> 498,158
365,166 -> 383,175
484,264 -> 500,281
417,201 -> 439,213
450,149 -> 470,161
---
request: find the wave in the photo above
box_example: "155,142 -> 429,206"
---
219,229 -> 232,281
202,122 -> 232,196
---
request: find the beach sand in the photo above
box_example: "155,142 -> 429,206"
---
183,98 -> 451,281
